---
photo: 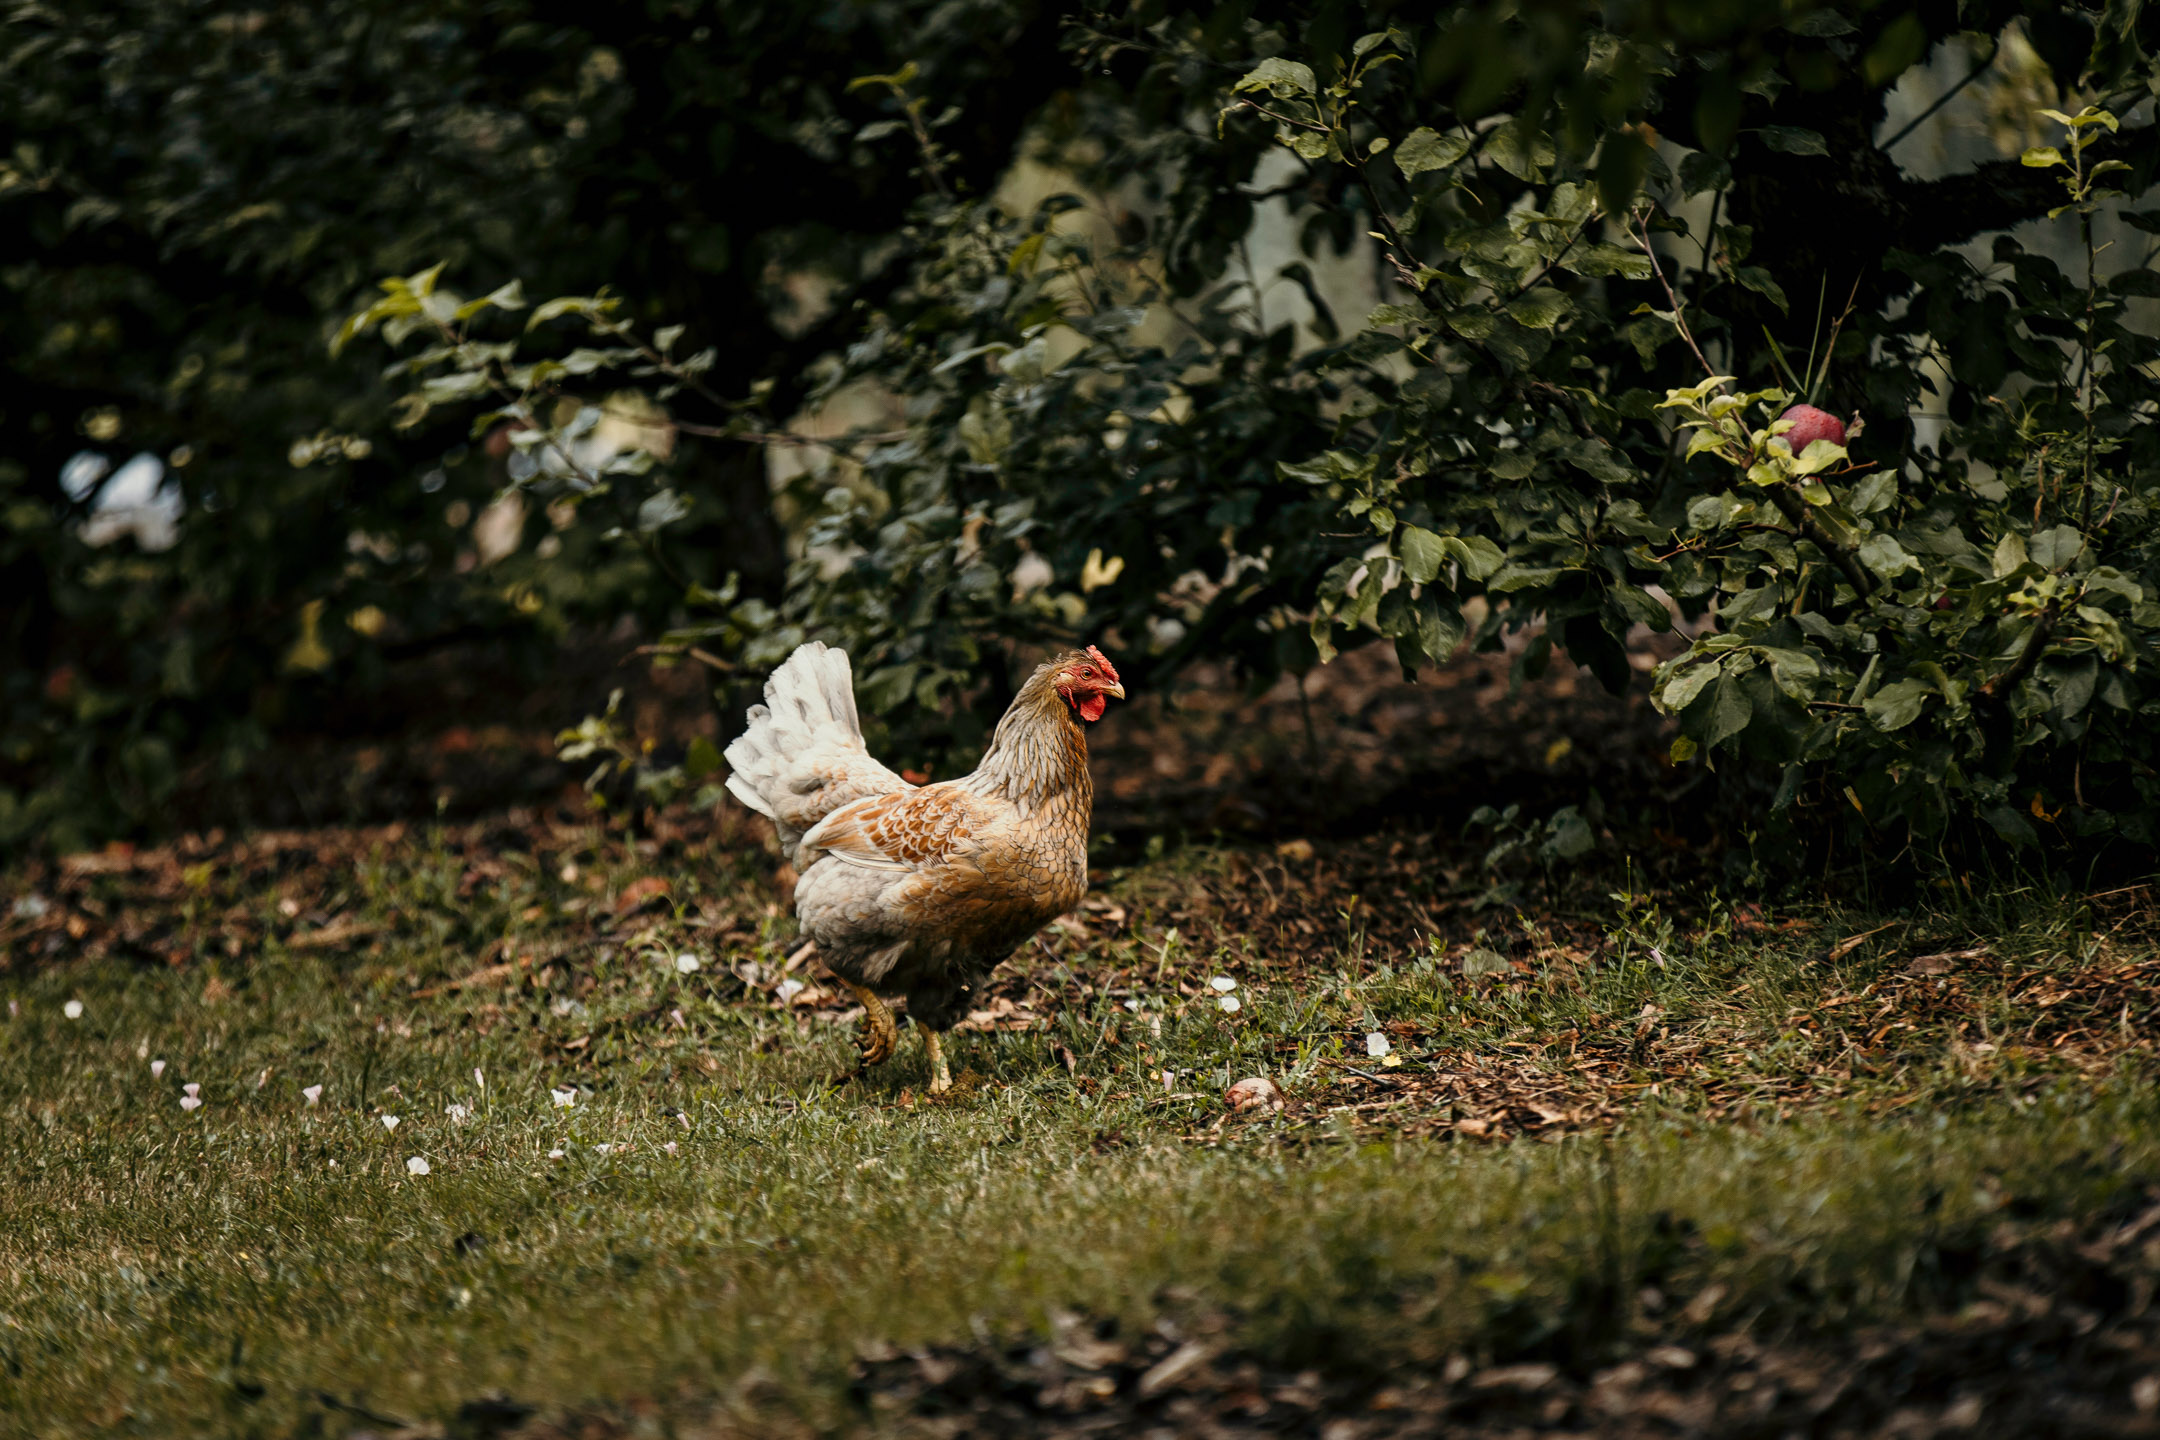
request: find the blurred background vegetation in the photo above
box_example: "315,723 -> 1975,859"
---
4,0 -> 2157,861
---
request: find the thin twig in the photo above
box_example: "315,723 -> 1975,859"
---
672,419 -> 907,448
1880,40 -> 1999,153
1503,219 -> 1595,304
627,644 -> 735,673
1632,213 -> 1718,379
1809,276 -> 1863,402
1230,97 -> 1331,134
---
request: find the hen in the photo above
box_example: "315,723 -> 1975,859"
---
724,642 -> 1123,1091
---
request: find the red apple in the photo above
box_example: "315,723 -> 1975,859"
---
1780,404 -> 1847,452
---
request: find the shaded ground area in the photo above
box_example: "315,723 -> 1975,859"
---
152,626 -> 1685,854
1085,638 -> 1683,850
534,1192 -> 2160,1439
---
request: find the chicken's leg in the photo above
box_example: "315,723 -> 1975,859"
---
923,1030 -> 952,1095
843,982 -> 898,1066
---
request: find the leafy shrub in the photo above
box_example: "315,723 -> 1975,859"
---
0,0 -> 1058,850
1250,64 -> 2160,850
353,8 -> 2160,860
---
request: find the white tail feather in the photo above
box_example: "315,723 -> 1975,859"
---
723,642 -> 866,829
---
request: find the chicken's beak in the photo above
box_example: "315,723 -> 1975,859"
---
1103,682 -> 1126,701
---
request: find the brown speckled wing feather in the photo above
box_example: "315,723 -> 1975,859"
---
798,784 -> 987,873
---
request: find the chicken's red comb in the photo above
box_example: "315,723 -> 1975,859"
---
1085,645 -> 1120,683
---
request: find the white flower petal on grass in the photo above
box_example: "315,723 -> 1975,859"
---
1123,997 -> 1141,1012
7,1000 -> 17,1018
664,1141 -> 679,1155
473,1068 -> 485,1090
1209,976 -> 1237,993
182,1082 -> 200,1098
136,1039 -> 149,1059
1217,994 -> 1242,1013
550,1087 -> 576,1109
381,1114 -> 400,1131
1161,1070 -> 1174,1092
547,1148 -> 566,1161
595,1143 -> 613,1155
1365,1032 -> 1391,1059
775,978 -> 804,1005
303,1085 -> 322,1106
63,1000 -> 83,1020
179,1095 -> 202,1112
674,952 -> 701,974
405,1156 -> 430,1176
445,1103 -> 468,1122
151,1060 -> 167,1079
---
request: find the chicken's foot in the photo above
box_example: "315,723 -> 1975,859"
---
844,982 -> 898,1066
923,1030 -> 951,1095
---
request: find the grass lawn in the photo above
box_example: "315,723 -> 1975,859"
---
5,810 -> 2160,1436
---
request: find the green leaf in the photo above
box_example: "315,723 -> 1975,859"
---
2021,146 -> 2065,168
1858,533 -> 1919,579
527,294 -> 615,330
1863,678 -> 1931,731
1791,438 -> 1847,475
418,371 -> 490,404
1440,534 -> 1506,581
1732,266 -> 1788,312
1445,309 -> 1496,341
1661,658 -> 1721,713
1419,593 -> 1466,663
2050,656 -> 2098,721
1288,130 -> 1339,161
636,489 -> 691,533
1595,127 -> 1654,218
1486,119 -> 1556,182
1232,58 -> 1317,99
453,279 -> 527,320
1689,672 -> 1754,747
1992,531 -> 2029,578
2031,524 -> 2085,569
1612,584 -> 1671,631
1982,804 -> 2039,847
1393,126 -> 1471,178
1398,526 -> 1445,585
1540,807 -> 1595,860
1862,11 -> 1928,86
1505,287 -> 1571,330
1848,470 -> 1897,514
1561,243 -> 1653,280
684,735 -> 722,778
